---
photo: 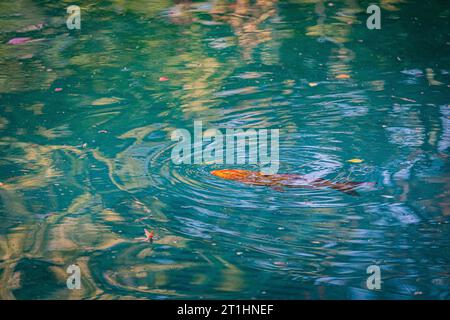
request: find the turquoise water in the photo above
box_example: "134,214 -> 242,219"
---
0,0 -> 449,299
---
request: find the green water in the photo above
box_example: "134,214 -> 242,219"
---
0,0 -> 449,300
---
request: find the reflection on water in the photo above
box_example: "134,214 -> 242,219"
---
0,0 -> 449,299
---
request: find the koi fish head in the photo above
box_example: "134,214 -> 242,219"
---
210,169 -> 253,181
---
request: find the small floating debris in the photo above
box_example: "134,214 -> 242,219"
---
426,68 -> 444,86
34,212 -> 55,219
54,87 -> 63,92
8,37 -> 32,45
98,130 -> 108,134
392,95 -> 417,103
159,76 -> 169,82
91,97 -> 122,106
308,82 -> 318,87
16,22 -> 45,33
134,228 -> 155,243
336,74 -> 351,79
347,158 -> 363,164
237,72 -> 267,79
143,229 -> 154,243
19,53 -> 34,60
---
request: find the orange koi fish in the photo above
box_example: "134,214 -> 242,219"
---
211,169 -> 367,196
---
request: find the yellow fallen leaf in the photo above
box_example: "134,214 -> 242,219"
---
336,74 -> 351,79
91,97 -> 122,106
347,158 -> 363,163
308,82 -> 318,87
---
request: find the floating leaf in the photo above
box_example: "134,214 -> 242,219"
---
16,23 -> 45,33
144,229 -> 154,243
336,74 -> 350,79
347,158 -> 363,163
8,37 -> 32,45
91,97 -> 122,106
392,95 -> 416,103
238,72 -> 267,79
19,54 -> 34,60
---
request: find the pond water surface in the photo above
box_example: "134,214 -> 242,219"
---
0,0 -> 449,299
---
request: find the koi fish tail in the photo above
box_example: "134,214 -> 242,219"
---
311,178 -> 363,196
329,181 -> 365,196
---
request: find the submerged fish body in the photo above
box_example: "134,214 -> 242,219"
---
211,169 -> 365,196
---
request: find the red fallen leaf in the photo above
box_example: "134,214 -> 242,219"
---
144,229 -> 154,242
54,88 -> 63,92
159,77 -> 169,82
8,37 -> 32,45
